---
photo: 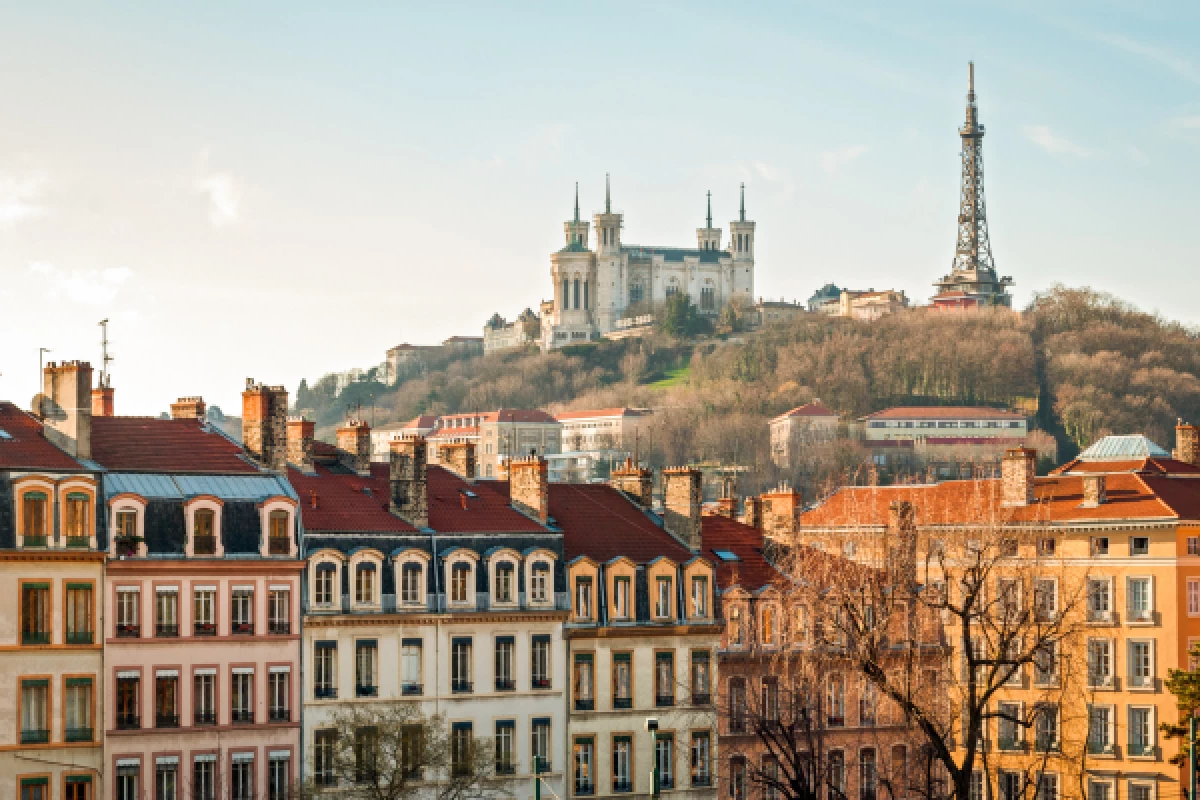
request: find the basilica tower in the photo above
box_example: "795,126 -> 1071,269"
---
728,183 -> 756,303
592,173 -> 625,331
697,191 -> 722,251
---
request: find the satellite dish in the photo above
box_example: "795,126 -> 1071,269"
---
30,393 -> 48,419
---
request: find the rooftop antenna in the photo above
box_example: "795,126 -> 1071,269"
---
39,347 -> 51,380
634,429 -> 640,467
98,318 -> 112,388
573,182 -> 580,223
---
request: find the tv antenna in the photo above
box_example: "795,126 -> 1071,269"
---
98,319 -> 113,388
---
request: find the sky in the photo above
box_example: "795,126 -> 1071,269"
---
1,2 -> 1197,415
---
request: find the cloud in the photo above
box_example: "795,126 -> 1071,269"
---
1022,125 -> 1098,158
1167,115 -> 1200,144
1087,30 -> 1200,87
195,172 -> 243,228
28,262 -> 136,306
819,145 -> 868,174
0,172 -> 47,226
1129,145 -> 1149,164
753,161 -> 796,196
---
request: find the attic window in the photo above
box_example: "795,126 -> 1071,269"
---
464,490 -> 477,498
714,550 -> 740,563
361,487 -> 373,496
0,428 -> 11,439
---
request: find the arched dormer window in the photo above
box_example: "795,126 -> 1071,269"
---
108,494 -> 148,558
494,561 -> 515,605
450,563 -> 471,604
21,491 -> 49,547
355,562 -> 378,606
184,496 -> 223,558
530,561 -> 550,604
258,497 -> 297,558
400,563 -> 423,605
314,562 -> 337,607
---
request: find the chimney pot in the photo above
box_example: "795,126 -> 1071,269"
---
288,417 -> 317,474
91,386 -> 115,417
509,455 -> 549,523
1001,447 -> 1037,507
336,419 -> 372,476
663,467 -> 703,550
242,381 -> 289,472
1081,474 -> 1107,507
610,460 -> 653,509
1175,421 -> 1200,467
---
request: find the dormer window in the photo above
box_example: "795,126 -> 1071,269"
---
730,607 -> 742,645
63,492 -> 90,546
530,562 -> 549,603
655,576 -> 673,619
115,510 -> 139,556
268,511 -> 290,556
194,510 -> 216,555
401,564 -> 423,605
495,562 -> 514,604
613,577 -> 630,620
450,564 -> 471,604
762,607 -> 776,646
691,576 -> 708,618
314,563 -> 336,606
22,492 -> 48,546
355,563 -> 377,605
575,577 -> 593,620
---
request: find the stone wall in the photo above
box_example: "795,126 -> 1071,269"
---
389,437 -> 428,528
242,380 -> 289,472
663,467 -> 702,550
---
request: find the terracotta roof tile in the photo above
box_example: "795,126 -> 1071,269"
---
550,483 -> 694,565
555,408 -> 649,421
0,402 -> 84,470
90,416 -> 260,474
699,515 -> 781,591
771,402 -> 838,423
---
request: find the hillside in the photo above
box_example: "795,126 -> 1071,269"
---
294,286 -> 1200,494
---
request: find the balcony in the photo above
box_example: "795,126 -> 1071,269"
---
269,620 -> 291,635
194,710 -> 216,726
23,535 -> 48,548
65,536 -> 90,549
656,694 -> 675,708
997,737 -> 1022,752
356,684 -> 378,698
402,683 -> 423,696
614,697 -> 632,710
1128,742 -> 1154,757
496,762 -> 516,776
532,677 -> 551,690
66,631 -> 93,645
270,707 -> 291,723
21,631 -> 51,645
65,727 -> 93,742
21,728 -> 49,744
613,780 -> 632,793
452,680 -> 473,694
194,622 -> 216,636
314,686 -> 337,699
1087,740 -> 1114,756
193,535 -> 217,555
231,709 -> 255,724
156,623 -> 179,638
574,698 -> 594,711
116,713 -> 140,730
232,622 -> 254,636
116,624 -> 140,638
156,713 -> 180,728
692,693 -> 711,706
268,536 -> 290,556
495,678 -> 515,692
574,782 -> 595,796
692,775 -> 712,788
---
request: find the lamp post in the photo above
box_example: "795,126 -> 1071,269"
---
646,718 -> 660,799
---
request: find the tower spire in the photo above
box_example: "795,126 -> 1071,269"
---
605,173 -> 611,214
574,182 -> 580,223
706,190 -> 712,228
739,183 -> 745,222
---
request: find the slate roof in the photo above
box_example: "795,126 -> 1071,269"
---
550,482 -> 694,564
699,514 -> 780,592
103,472 -> 296,503
623,245 -> 727,264
0,402 -> 84,470
91,416 -> 259,474
1078,434 -> 1171,460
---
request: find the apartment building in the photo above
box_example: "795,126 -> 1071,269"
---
559,464 -> 721,800
798,430 -> 1200,800
859,406 -> 1029,478
550,408 -> 651,484
96,384 -> 303,800
291,431 -> 570,799
427,410 -> 561,480
768,402 -> 839,469
0,388 -> 105,800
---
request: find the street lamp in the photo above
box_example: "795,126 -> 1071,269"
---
645,718 -> 660,799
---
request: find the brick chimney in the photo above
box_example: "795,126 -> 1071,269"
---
170,396 -> 207,420
886,500 -> 917,582
743,496 -> 762,529
760,483 -> 801,539
716,475 -> 738,518
1175,420 -> 1200,466
887,500 -> 915,533
1001,447 -> 1037,507
441,442 -> 477,482
663,466 -> 703,550
389,437 -> 429,528
336,419 -> 372,476
510,455 -> 549,524
91,386 -> 114,417
39,361 -> 93,460
610,458 -> 653,509
287,417 -> 316,474
242,380 -> 289,472
1081,474 -> 1107,508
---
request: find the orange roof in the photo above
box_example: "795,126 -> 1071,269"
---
772,402 -> 838,423
863,406 -> 1023,420
555,407 -> 649,421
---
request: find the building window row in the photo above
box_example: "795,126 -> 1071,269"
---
113,752 -> 291,800
113,666 -> 292,730
573,730 -> 713,796
109,496 -> 295,559
571,565 -> 712,624
113,584 -> 290,639
573,650 -> 710,711
14,479 -> 97,549
19,579 -> 96,646
17,674 -> 96,745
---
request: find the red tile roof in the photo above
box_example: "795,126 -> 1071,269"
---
699,515 -> 781,591
0,402 -> 84,470
290,463 -> 546,534
549,483 -> 695,564
772,402 -> 838,423
1051,457 -> 1200,476
862,406 -> 1023,420
90,416 -> 260,473
555,408 -> 649,421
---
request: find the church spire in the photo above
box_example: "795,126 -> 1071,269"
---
706,190 -> 712,228
574,182 -> 580,223
739,183 -> 746,222
605,173 -> 611,214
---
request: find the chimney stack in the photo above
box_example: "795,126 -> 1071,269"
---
91,386 -> 115,417
39,361 -> 93,460
743,496 -> 762,529
336,419 -> 372,476
441,442 -> 477,482
716,475 -> 738,518
509,455 -> 549,524
1001,447 -> 1037,507
1081,474 -> 1107,508
887,500 -> 915,533
610,458 -> 653,509
287,417 -> 316,474
1175,420 -> 1200,466
663,467 -> 703,551
171,396 -> 207,420
389,437 -> 429,529
242,380 -> 289,472
760,483 -> 802,540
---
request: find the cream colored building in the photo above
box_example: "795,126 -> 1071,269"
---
768,402 -> 840,469
550,409 -> 651,483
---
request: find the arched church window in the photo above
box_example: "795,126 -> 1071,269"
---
583,280 -> 589,310
574,278 -> 581,310
562,279 -> 569,309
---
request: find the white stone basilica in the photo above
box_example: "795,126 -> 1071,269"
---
540,176 -> 756,349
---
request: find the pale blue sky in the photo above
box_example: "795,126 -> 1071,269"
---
1,2 -> 1197,414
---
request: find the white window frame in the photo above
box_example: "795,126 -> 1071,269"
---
1126,576 -> 1155,623
1127,639 -> 1155,690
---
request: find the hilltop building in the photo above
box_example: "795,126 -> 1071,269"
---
549,408 -> 651,483
540,177 -> 755,350
768,402 -> 840,468
859,406 -> 1028,478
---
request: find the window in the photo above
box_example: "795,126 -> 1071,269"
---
629,283 -> 644,305
314,730 -> 336,786
532,635 -> 551,688
1191,578 -> 1200,616
1129,707 -> 1153,755
691,651 -> 711,705
860,748 -> 877,800
155,671 -> 179,727
20,678 -> 49,743
64,492 -> 90,545
613,736 -> 632,792
1091,537 -> 1109,556
1034,642 -> 1058,685
1129,641 -> 1153,688
729,607 -> 742,645
1088,639 -> 1113,687
611,652 -> 632,709
1131,536 -> 1149,556
762,606 -> 776,645
355,726 -> 379,783
494,636 -> 515,690
613,576 -> 630,619
1035,579 -> 1057,621
451,638 -> 472,692
763,757 -> 780,800
401,564 -> 422,605
1087,578 -> 1111,622
20,777 -> 49,800
701,286 -> 715,311
1129,784 -> 1153,800
401,725 -> 424,778
1034,704 -> 1059,751
451,563 -> 471,604
574,737 -> 595,795
574,653 -> 594,710
231,755 -> 254,800
156,588 -> 179,637
155,761 -> 177,800
655,652 -> 674,706
193,758 -> 215,800
355,563 -> 377,605
969,772 -> 985,800
269,669 -> 289,722
193,509 -> 216,554
530,562 -> 549,603
65,677 -> 93,741
402,639 -> 422,695
495,721 -> 515,774
269,754 -> 290,800
999,772 -> 1023,800
1038,536 -> 1056,556
575,576 -> 593,619
232,670 -> 253,723
827,675 -> 845,726
532,718 -> 552,773
729,678 -> 746,733
64,777 -> 91,800
655,576 -> 672,618
1191,537 -> 1200,556
193,588 -> 215,635
1089,705 -> 1113,754
691,733 -> 711,786
856,680 -> 873,726
22,491 -> 48,543
231,587 -> 254,634
315,564 -> 335,606
115,510 -> 138,555
356,640 -> 378,696
495,562 -> 514,604
452,723 -> 474,777
194,671 -> 215,724
268,510 -> 289,555
1128,577 -> 1153,621
21,582 -> 50,645
266,587 -> 290,634
730,758 -> 747,800
656,734 -> 675,789
116,674 -> 140,729
116,764 -> 140,800
65,583 -> 93,644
